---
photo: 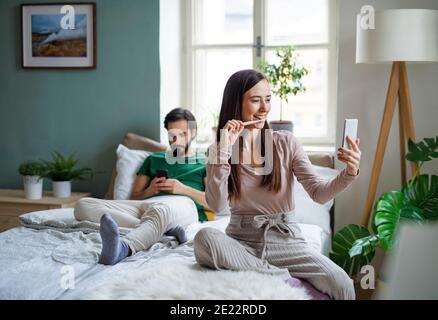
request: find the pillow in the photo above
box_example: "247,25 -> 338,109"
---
114,144 -> 150,200
293,165 -> 339,234
313,164 -> 339,180
293,165 -> 339,211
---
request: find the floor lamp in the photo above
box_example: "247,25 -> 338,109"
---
356,9 -> 438,227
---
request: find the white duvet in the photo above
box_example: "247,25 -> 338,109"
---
0,208 -> 327,300
0,165 -> 336,299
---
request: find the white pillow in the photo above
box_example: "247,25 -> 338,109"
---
114,144 -> 150,200
293,165 -> 339,211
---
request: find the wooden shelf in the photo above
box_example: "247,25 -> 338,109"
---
0,189 -> 91,232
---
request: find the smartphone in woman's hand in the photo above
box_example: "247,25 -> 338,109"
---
342,119 -> 358,150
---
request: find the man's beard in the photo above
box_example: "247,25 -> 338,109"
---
172,143 -> 190,158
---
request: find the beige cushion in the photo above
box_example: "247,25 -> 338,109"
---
307,153 -> 335,169
105,133 -> 335,199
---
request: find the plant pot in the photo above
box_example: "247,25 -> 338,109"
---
53,180 -> 71,198
23,175 -> 43,200
269,120 -> 294,133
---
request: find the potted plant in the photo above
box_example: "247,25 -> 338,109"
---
210,108 -> 220,134
18,160 -> 46,199
330,136 -> 438,279
259,46 -> 309,132
41,151 -> 93,198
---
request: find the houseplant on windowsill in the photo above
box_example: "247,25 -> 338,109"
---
18,160 -> 47,199
41,151 -> 93,198
330,136 -> 438,280
210,108 -> 220,135
259,46 -> 309,132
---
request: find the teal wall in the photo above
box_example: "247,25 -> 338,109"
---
0,0 -> 160,197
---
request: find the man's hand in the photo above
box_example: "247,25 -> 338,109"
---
156,178 -> 187,195
144,176 -> 167,197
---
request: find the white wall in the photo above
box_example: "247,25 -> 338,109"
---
159,0 -> 185,144
158,0 -> 438,236
335,0 -> 438,230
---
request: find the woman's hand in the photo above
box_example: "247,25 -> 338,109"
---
337,136 -> 361,176
156,178 -> 187,195
220,119 -> 244,148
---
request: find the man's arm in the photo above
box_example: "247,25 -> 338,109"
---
130,175 -> 165,200
182,179 -> 212,212
156,177 -> 212,211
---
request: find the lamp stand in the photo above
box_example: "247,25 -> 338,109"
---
361,61 -> 418,227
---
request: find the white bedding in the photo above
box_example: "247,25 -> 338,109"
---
0,208 -> 328,300
0,165 -> 336,299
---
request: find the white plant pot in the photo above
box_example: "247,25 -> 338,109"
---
53,181 -> 71,198
23,176 -> 43,200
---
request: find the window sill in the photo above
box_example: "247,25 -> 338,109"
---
303,145 -> 335,154
193,142 -> 335,155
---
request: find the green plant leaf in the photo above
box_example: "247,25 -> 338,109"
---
350,234 -> 380,257
406,136 -> 438,163
41,151 -> 94,181
18,160 -> 46,177
330,224 -> 376,276
373,191 -> 406,251
373,176 -> 438,252
402,174 -> 438,220
258,45 -> 309,107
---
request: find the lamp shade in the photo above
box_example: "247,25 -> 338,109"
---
356,9 -> 438,63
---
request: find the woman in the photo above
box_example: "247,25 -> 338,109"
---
194,69 -> 361,300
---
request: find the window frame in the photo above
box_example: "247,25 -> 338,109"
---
183,0 -> 339,147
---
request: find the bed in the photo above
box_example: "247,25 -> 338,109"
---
0,133 -> 337,300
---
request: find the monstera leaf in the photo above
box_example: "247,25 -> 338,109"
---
406,136 -> 438,163
372,175 -> 438,250
330,224 -> 375,276
331,175 -> 438,274
402,174 -> 438,220
373,191 -> 423,251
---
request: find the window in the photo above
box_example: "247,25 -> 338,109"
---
184,0 -> 338,146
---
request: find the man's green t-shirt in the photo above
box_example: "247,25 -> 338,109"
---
136,151 -> 207,222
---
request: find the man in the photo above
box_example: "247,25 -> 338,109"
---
74,108 -> 211,265
130,108 -> 210,222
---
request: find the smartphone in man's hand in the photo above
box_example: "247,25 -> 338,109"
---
342,119 -> 358,150
155,169 -> 168,179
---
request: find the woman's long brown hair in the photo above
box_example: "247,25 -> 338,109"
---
216,69 -> 281,200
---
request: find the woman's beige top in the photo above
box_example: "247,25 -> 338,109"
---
206,131 -> 359,215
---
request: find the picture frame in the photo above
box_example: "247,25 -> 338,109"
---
21,2 -> 96,69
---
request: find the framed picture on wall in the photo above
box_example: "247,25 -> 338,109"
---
21,3 -> 96,69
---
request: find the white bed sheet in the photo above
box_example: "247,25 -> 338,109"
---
0,165 -> 337,299
0,208 -> 329,300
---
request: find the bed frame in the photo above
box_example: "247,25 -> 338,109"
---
105,132 -> 336,234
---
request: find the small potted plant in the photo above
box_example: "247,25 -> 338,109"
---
18,160 -> 46,199
259,46 -> 309,132
42,151 -> 93,198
